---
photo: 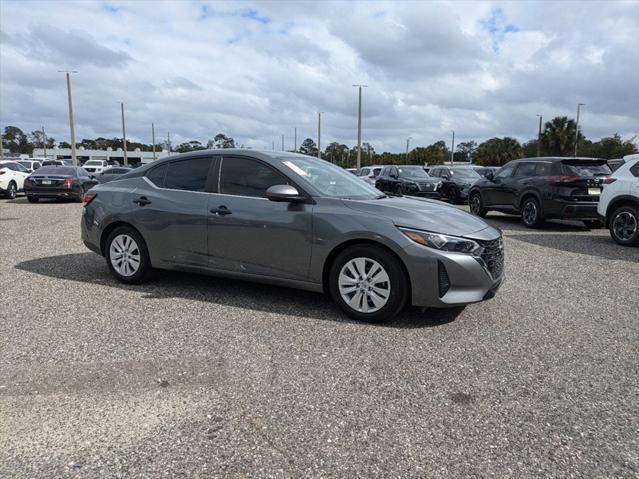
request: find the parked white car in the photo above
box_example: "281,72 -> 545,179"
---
82,160 -> 112,176
17,159 -> 43,173
597,154 -> 639,246
357,165 -> 385,184
0,160 -> 30,199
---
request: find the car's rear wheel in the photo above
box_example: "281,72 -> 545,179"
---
521,197 -> 544,228
469,192 -> 487,217
75,185 -> 86,203
105,226 -> 152,284
27,196 -> 39,203
328,244 -> 408,323
6,181 -> 17,199
609,206 -> 639,246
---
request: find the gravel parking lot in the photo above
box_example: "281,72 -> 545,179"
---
1,196 -> 638,478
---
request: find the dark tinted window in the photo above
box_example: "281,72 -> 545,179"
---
220,157 -> 288,198
630,162 -> 639,178
37,166 -> 76,176
146,163 -> 168,187
78,168 -> 90,176
163,158 -> 211,191
561,161 -> 611,177
429,168 -> 440,177
515,162 -> 537,177
534,162 -> 552,176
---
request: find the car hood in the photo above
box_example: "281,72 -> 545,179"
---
343,196 -> 496,238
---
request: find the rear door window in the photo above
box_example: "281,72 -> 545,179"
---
534,162 -> 552,176
220,157 -> 288,198
164,158 -> 212,192
146,163 -> 168,187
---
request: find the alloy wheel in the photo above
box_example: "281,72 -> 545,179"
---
470,195 -> 481,214
338,257 -> 391,313
612,211 -> 637,241
523,201 -> 537,225
109,234 -> 141,277
8,183 -> 16,199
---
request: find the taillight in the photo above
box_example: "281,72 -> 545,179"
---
603,177 -> 617,184
0,170 -> 5,175
543,175 -> 580,184
24,177 -> 32,185
83,192 -> 97,205
63,177 -> 73,187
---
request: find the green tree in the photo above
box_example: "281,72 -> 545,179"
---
541,116 -> 584,156
324,142 -> 349,165
475,137 -> 523,166
3,126 -> 31,153
175,140 -> 206,153
207,133 -> 235,149
299,138 -> 318,157
592,134 -> 637,159
456,140 -> 477,163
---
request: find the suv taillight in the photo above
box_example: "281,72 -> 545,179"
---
83,192 -> 97,205
543,175 -> 579,184
603,177 -> 617,184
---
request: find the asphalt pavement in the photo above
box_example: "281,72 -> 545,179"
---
1,196 -> 638,478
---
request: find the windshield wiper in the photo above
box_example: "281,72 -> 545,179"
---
374,194 -> 388,199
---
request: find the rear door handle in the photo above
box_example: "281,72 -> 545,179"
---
133,196 -> 151,206
210,205 -> 232,216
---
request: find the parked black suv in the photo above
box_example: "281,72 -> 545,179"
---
468,157 -> 612,228
375,165 -> 442,197
428,166 -> 482,203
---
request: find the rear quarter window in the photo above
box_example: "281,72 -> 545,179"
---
630,162 -> 639,178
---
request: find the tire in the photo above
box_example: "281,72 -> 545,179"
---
27,196 -> 39,203
582,220 -> 603,229
521,197 -> 544,228
609,205 -> 639,247
394,184 -> 403,196
469,192 -> 487,218
328,244 -> 408,323
6,181 -> 17,199
105,226 -> 152,284
447,185 -> 459,204
75,185 -> 85,203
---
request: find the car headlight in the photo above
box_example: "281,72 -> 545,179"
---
399,227 -> 483,255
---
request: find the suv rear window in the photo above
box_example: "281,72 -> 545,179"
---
630,162 -> 639,178
561,161 -> 611,177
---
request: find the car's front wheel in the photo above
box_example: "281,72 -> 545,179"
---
609,205 -> 639,246
6,181 -> 17,199
521,197 -> 544,228
105,226 -> 152,284
469,192 -> 487,217
328,244 -> 408,323
447,185 -> 459,204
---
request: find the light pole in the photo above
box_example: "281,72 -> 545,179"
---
167,132 -> 171,156
59,70 -> 78,165
151,123 -> 156,161
574,103 -> 585,157
317,112 -> 323,158
406,137 -> 411,162
450,131 -> 455,165
294,127 -> 297,152
353,84 -> 368,169
120,102 -> 128,166
42,126 -> 47,159
281,134 -> 284,151
536,114 -> 543,157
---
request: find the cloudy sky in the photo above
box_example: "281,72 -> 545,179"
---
1,0 -> 638,152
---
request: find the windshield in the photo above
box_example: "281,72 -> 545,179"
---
451,169 -> 481,179
561,161 -> 611,177
398,166 -> 429,179
280,155 -> 382,199
84,160 -> 103,166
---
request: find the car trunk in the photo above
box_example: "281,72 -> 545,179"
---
547,160 -> 611,201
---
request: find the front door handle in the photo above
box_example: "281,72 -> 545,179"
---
210,205 -> 232,216
133,196 -> 151,206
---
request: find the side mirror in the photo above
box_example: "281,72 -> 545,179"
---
266,184 -> 306,203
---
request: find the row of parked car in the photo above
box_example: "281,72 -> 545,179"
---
351,155 -> 639,247
0,158 -> 132,201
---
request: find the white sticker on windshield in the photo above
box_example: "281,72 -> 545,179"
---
283,161 -> 309,177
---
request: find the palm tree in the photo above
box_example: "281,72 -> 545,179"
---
541,116 -> 584,156
475,137 -> 523,166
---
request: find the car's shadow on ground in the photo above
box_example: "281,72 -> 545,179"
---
483,214 -> 592,233
15,253 -> 462,329
508,233 -> 639,261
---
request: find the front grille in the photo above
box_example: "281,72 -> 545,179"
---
418,183 -> 435,191
477,237 -> 504,279
438,260 -> 450,297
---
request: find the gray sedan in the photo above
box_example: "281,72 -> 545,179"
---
81,150 -> 504,322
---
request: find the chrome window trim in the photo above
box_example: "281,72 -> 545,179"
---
142,176 -> 269,201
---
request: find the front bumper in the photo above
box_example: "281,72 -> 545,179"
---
400,242 -> 505,308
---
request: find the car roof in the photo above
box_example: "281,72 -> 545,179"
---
510,157 -> 605,163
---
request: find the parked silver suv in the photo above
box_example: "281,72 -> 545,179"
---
81,150 -> 504,322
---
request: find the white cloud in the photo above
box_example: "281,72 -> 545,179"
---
0,0 -> 637,152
